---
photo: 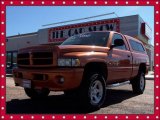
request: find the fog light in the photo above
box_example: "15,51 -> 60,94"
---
58,77 -> 64,84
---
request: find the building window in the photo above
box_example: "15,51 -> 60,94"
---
7,53 -> 12,68
56,31 -> 59,38
6,52 -> 17,69
60,31 -> 63,38
13,52 -> 17,68
52,32 -> 55,39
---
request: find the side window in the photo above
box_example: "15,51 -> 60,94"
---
112,34 -> 127,50
129,39 -> 145,52
137,43 -> 145,52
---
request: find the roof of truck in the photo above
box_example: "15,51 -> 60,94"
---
124,35 -> 143,44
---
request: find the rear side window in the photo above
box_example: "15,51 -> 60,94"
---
129,39 -> 145,52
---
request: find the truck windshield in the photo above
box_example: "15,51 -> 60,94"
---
61,32 -> 110,47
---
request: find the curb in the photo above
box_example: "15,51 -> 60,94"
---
6,74 -> 13,77
145,76 -> 154,80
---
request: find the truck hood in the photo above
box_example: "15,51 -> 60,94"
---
18,44 -> 59,53
58,45 -> 110,53
19,44 -> 109,54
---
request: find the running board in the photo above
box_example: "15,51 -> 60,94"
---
106,80 -> 130,88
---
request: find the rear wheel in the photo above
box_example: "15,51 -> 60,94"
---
24,88 -> 50,99
131,72 -> 145,94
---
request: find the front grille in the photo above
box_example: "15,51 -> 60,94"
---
17,52 -> 53,66
33,59 -> 53,65
32,52 -> 53,58
17,53 -> 29,58
17,59 -> 30,65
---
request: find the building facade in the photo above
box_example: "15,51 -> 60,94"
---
6,15 -> 154,71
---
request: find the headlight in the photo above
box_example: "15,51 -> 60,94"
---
58,58 -> 80,67
72,59 -> 80,66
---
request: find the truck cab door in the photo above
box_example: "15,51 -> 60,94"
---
107,33 -> 132,83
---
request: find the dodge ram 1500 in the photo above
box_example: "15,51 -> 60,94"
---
13,31 -> 149,108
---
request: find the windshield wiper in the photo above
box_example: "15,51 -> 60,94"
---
71,44 -> 85,45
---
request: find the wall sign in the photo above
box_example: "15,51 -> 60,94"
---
48,19 -> 120,42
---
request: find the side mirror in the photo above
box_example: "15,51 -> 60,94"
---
110,39 -> 124,49
114,39 -> 124,46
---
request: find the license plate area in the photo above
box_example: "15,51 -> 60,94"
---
22,79 -> 31,88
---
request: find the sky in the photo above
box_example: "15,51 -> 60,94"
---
6,6 -> 154,45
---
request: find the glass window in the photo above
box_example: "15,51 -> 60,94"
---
6,52 -> 18,69
13,52 -> 17,68
111,34 -> 127,50
7,53 -> 12,68
129,40 -> 145,52
61,32 -> 110,47
60,31 -> 63,38
52,32 -> 55,39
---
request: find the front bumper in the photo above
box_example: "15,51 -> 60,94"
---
13,68 -> 84,91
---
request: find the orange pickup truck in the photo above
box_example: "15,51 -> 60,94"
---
13,31 -> 149,108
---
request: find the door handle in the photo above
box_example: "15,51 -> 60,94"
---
127,55 -> 130,57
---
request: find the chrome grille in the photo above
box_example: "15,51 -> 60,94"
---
17,52 -> 53,66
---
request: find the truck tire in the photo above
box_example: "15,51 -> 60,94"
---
24,88 -> 50,99
82,73 -> 106,109
131,72 -> 145,94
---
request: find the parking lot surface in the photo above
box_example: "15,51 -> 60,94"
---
6,77 -> 154,114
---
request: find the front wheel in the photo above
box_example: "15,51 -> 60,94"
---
82,73 -> 106,108
24,88 -> 50,99
131,72 -> 145,94
89,78 -> 105,106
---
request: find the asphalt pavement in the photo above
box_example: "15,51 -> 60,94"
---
6,77 -> 154,114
